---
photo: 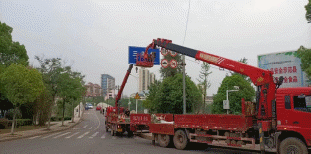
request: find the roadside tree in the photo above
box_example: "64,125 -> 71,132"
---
0,64 -> 44,134
197,62 -> 212,112
35,56 -> 64,129
57,72 -> 85,125
0,22 -> 30,117
212,74 -> 255,114
143,73 -> 203,114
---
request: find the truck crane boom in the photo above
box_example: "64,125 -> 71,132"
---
115,64 -> 133,111
143,38 -> 282,121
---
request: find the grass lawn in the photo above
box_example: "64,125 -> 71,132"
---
0,124 -> 56,134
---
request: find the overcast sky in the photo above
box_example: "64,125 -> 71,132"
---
1,0 -> 310,96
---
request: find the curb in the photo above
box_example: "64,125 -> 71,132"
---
0,115 -> 84,142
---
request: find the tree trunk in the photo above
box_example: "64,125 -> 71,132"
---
10,107 -> 18,135
71,101 -> 75,123
78,102 -> 80,118
47,96 -> 55,129
62,100 -> 65,126
33,114 -> 36,125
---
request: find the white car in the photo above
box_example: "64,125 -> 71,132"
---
88,105 -> 93,109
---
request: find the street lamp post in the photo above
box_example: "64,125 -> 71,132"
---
225,86 -> 239,114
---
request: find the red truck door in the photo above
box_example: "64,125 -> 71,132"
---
278,90 -> 311,146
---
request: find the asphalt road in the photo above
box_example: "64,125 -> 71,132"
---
0,109 -> 262,154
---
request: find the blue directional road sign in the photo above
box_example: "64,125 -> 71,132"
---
128,46 -> 160,65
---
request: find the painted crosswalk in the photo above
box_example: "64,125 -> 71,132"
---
65,132 -> 80,139
89,132 -> 99,138
28,131 -> 109,140
53,132 -> 71,138
77,131 -> 90,139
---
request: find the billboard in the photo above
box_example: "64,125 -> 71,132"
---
258,51 -> 309,88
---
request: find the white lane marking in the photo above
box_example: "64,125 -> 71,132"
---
77,131 -> 90,139
53,132 -> 71,138
42,132 -> 62,139
94,110 -> 101,130
28,136 -> 41,139
83,125 -> 88,128
65,132 -> 80,139
89,127 -> 93,129
89,132 -> 99,138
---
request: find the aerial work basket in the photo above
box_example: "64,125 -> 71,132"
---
135,52 -> 156,67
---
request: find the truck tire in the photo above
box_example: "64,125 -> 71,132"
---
279,137 -> 307,154
173,130 -> 188,150
158,134 -> 171,147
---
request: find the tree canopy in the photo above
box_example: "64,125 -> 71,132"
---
0,22 -> 29,66
0,64 -> 45,106
297,46 -> 311,81
305,0 -> 311,22
143,73 -> 203,114
197,62 -> 212,110
212,74 -> 255,114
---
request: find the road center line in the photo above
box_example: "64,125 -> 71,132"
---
94,110 -> 101,130
77,131 -> 90,139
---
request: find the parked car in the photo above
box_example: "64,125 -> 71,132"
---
96,106 -> 102,111
88,105 -> 93,109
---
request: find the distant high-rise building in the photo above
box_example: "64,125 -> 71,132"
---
101,74 -> 115,99
149,72 -> 155,85
138,68 -> 155,92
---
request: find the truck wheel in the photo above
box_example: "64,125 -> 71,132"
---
173,130 -> 188,150
280,137 -> 307,154
158,134 -> 171,147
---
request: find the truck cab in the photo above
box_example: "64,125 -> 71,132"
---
276,87 -> 311,147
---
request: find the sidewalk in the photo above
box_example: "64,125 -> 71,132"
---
0,103 -> 85,142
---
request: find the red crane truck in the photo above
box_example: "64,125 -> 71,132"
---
131,38 -> 311,154
105,64 -> 134,137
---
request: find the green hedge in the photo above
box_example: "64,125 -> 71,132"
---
50,116 -> 71,121
5,119 -> 33,128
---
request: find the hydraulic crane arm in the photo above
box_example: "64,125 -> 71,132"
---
146,38 -> 274,86
144,38 -> 277,120
115,64 -> 133,110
